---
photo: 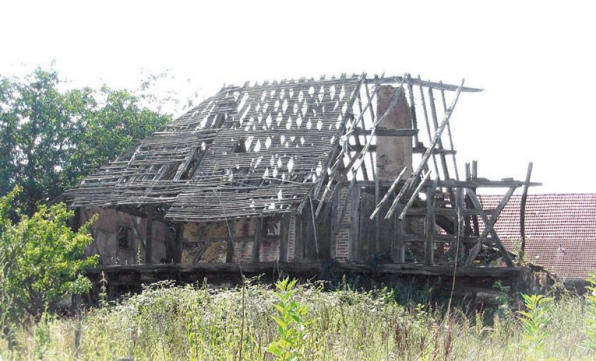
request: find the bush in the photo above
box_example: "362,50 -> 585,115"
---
0,186 -> 98,329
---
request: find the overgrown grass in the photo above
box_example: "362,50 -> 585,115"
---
0,279 -> 592,360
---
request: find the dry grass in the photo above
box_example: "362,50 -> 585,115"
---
0,280 -> 591,360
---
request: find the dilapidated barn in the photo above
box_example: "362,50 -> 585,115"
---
65,73 -> 540,291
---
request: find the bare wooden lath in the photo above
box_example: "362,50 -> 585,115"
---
66,73 -> 489,225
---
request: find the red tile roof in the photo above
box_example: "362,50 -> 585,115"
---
478,194 -> 596,280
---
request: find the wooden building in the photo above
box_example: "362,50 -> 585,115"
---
64,73 -> 540,291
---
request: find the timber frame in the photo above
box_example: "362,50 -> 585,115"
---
65,73 -> 540,284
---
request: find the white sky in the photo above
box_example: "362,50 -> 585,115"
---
1,0 -> 595,193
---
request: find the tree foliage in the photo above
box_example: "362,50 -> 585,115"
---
0,186 -> 98,327
0,67 -> 171,215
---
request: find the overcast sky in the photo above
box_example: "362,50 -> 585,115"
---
1,0 -> 595,193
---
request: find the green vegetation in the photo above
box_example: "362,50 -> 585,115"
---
0,187 -> 98,331
0,278 -> 593,360
0,67 -> 170,216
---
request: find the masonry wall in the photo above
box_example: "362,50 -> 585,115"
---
334,187 -> 352,262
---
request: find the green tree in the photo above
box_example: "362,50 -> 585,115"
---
0,186 -> 98,328
0,67 -> 170,216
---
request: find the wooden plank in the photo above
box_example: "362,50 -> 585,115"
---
373,76 -> 483,93
456,188 -> 465,264
406,77 -> 420,145
363,78 -> 378,182
358,191 -> 375,261
342,76 -> 406,174
369,167 -> 408,219
145,205 -> 154,264
309,197 -> 319,255
89,262 -> 531,279
279,214 -> 290,262
439,83 -> 460,181
436,179 -> 542,188
417,77 -> 440,177
127,213 -> 146,257
374,154 -> 380,254
520,162 -> 533,253
225,219 -> 235,263
394,202 -> 405,263
385,80 -> 465,220
309,75 -> 366,203
397,170 -> 432,221
427,87 -> 450,180
349,186 -> 361,261
252,218 -> 263,263
351,129 -> 418,137
425,180 -> 437,265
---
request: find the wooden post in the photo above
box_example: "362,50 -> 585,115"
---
279,215 -> 289,262
456,188 -> 465,265
349,186 -> 361,261
252,218 -> 263,263
427,87 -> 450,180
520,162 -> 533,254
175,223 -> 183,264
374,162 -> 381,254
393,201 -> 406,263
418,83 -> 441,177
145,205 -> 154,264
425,181 -> 437,266
439,84 -> 460,181
225,219 -> 235,263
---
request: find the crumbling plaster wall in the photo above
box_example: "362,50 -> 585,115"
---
80,207 -> 168,265
181,218 -> 280,265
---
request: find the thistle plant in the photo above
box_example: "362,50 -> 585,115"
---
518,293 -> 553,359
267,278 -> 310,361
582,272 -> 596,351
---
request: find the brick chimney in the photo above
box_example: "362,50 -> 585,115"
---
375,85 -> 413,180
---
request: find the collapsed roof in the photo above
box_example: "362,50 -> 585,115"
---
66,74 -> 482,222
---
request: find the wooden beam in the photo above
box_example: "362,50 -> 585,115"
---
520,162 -> 533,253
342,76 -> 407,175
396,170 -> 432,221
436,179 -> 541,188
88,262 -> 531,279
372,76 -> 483,93
425,180 -> 437,266
252,218 -> 263,263
417,77 -> 440,177
145,205 -> 154,264
464,188 -> 515,267
385,80 -> 465,220
427,87 -> 451,180
393,203 -> 405,263
225,219 -> 235,263
350,129 -> 419,137
439,82 -> 460,181
309,197 -> 319,255
456,188 -> 465,264
370,167 -> 408,219
406,77 -> 420,145
349,187 -> 361,262
279,214 -> 290,262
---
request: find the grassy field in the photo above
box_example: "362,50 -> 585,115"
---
0,278 -> 592,360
